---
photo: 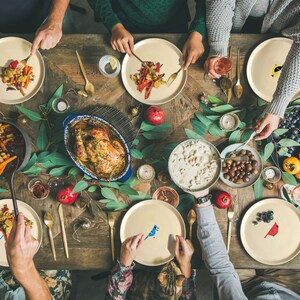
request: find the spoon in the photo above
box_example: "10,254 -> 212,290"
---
3,157 -> 19,219
75,50 -> 95,97
187,209 -> 196,240
218,156 -> 249,162
219,76 -> 232,96
166,67 -> 182,87
233,48 -> 243,99
44,211 -> 56,261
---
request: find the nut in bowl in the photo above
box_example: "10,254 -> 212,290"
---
168,139 -> 221,192
220,143 -> 262,188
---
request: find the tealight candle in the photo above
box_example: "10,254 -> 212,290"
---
52,97 -> 70,113
262,166 -> 281,184
137,164 -> 155,182
219,113 -> 240,132
264,169 -> 275,180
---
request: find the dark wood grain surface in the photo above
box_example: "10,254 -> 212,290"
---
1,33 -> 298,270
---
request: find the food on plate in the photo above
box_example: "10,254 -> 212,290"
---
1,60 -> 34,96
252,210 -> 274,225
282,157 -> 300,175
56,185 -> 79,205
0,122 -> 24,175
169,140 -> 220,190
130,61 -> 165,99
222,149 -> 259,184
214,191 -> 232,209
70,119 -> 127,179
0,205 -> 33,239
144,106 -> 164,125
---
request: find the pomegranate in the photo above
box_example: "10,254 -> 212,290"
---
144,106 -> 164,126
56,185 -> 78,205
214,191 -> 232,209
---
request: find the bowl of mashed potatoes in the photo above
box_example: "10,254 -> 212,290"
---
168,139 -> 221,192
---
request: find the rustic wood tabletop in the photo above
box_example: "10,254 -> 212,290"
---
1,33 -> 298,270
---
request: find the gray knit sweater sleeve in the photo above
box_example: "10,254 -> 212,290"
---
205,0 -> 235,56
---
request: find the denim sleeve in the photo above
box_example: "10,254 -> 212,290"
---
196,205 -> 247,300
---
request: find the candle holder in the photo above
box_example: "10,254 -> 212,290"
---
28,178 -> 50,200
262,166 -> 281,184
153,186 -> 179,208
219,113 -> 240,132
52,97 -> 70,113
137,164 -> 155,182
99,55 -> 121,78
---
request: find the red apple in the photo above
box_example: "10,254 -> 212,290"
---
144,106 -> 164,125
56,185 -> 78,205
214,191 -> 232,209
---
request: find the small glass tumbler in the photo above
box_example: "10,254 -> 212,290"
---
262,166 -> 281,184
52,97 -> 70,113
99,55 -> 121,78
28,178 -> 50,200
213,57 -> 232,76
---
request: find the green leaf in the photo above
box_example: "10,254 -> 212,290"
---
141,121 -> 172,132
161,143 -> 178,159
23,153 -> 38,171
100,182 -> 120,189
68,167 -> 81,177
177,194 -> 194,212
51,129 -> 64,144
101,187 -> 118,201
184,128 -> 203,139
277,147 -> 289,156
72,180 -> 89,193
88,185 -> 98,192
278,138 -> 300,147
273,128 -> 289,136
208,123 -> 224,137
141,143 -> 155,159
128,191 -> 152,201
84,174 -> 92,180
50,157 -> 75,166
119,185 -> 139,195
240,129 -> 253,143
210,104 -> 234,113
124,175 -> 140,187
37,151 -> 50,161
132,138 -> 140,146
142,131 -> 166,140
207,95 -> 224,105
16,105 -> 42,121
228,130 -> 241,143
282,187 -> 293,204
253,178 -> 264,200
36,122 -> 48,150
257,98 -> 267,106
131,149 -> 144,159
263,142 -> 275,161
195,113 -> 213,126
40,161 -> 57,168
0,188 -> 8,193
291,98 -> 300,105
200,103 -> 214,115
206,115 -> 220,121
239,121 -> 246,129
106,201 -> 128,211
282,172 -> 298,186
49,166 -> 69,176
22,165 -> 42,175
47,84 -> 63,110
98,199 -> 110,203
190,119 -> 207,136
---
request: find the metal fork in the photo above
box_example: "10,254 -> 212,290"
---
227,203 -> 235,253
108,213 -> 116,262
16,54 -> 32,71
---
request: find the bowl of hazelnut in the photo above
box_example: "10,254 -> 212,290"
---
220,144 -> 263,188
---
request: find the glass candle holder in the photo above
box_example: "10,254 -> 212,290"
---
28,178 -> 50,200
99,55 -> 121,78
219,113 -> 240,132
213,57 -> 232,76
262,166 -> 281,184
137,164 -> 155,182
52,97 -> 70,113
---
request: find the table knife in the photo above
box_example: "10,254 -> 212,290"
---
227,46 -> 233,103
58,204 -> 69,259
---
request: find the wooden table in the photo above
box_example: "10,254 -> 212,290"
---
1,33 -> 298,270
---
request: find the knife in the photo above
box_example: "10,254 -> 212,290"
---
227,46 -> 233,103
58,204 -> 69,259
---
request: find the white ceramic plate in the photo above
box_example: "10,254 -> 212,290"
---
0,199 -> 42,266
240,198 -> 300,265
121,38 -> 187,105
220,143 -> 262,188
247,37 -> 300,102
120,200 -> 185,266
0,37 -> 45,104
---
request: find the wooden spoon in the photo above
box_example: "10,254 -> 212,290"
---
187,209 -> 197,240
233,48 -> 243,99
76,50 -> 95,97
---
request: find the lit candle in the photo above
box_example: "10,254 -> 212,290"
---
137,164 -> 155,182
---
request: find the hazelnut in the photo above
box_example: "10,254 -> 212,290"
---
243,176 -> 250,182
251,160 -> 258,167
236,179 -> 243,184
222,168 -> 229,173
240,150 -> 247,155
250,155 -> 255,160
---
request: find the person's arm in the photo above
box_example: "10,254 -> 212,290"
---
255,40 -> 300,140
195,202 -> 247,300
106,234 -> 144,299
31,0 -> 70,54
5,213 -> 52,300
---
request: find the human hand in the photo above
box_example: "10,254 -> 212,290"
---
182,32 -> 204,70
31,19 -> 63,55
174,235 -> 194,278
255,113 -> 281,140
204,56 -> 221,79
5,213 -> 39,283
120,233 -> 144,267
111,23 -> 134,56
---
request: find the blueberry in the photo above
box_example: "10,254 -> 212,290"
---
256,217 -> 262,222
257,212 -> 262,217
252,221 -> 258,225
265,219 -> 271,223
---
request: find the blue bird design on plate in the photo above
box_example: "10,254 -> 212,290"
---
144,225 -> 159,240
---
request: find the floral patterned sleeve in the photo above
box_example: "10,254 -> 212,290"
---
105,260 -> 135,300
180,269 -> 197,300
